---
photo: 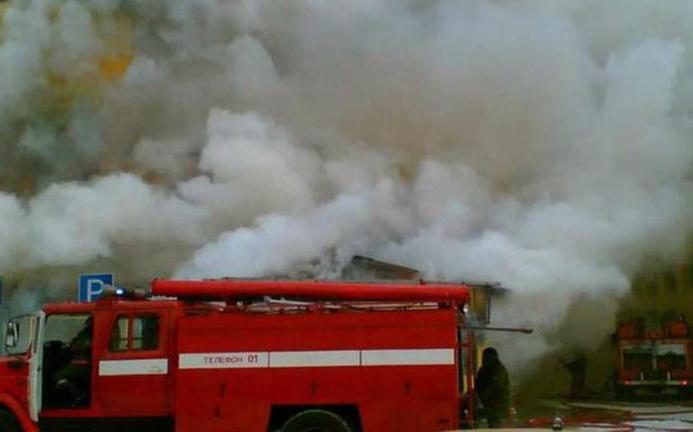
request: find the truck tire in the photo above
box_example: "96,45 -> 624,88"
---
0,408 -> 20,432
281,409 -> 353,432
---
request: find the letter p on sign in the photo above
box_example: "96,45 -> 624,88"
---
78,273 -> 114,303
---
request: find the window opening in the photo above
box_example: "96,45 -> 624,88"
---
109,315 -> 160,352
42,314 -> 93,409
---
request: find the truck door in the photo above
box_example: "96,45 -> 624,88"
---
96,310 -> 170,419
6,313 -> 43,420
29,312 -> 45,421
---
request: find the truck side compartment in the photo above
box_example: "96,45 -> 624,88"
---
174,308 -> 460,432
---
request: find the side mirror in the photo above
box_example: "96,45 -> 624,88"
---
5,320 -> 19,350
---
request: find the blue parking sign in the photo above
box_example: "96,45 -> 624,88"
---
78,273 -> 114,302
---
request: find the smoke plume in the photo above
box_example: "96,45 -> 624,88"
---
1,0 -> 692,372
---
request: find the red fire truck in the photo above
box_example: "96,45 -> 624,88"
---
615,316 -> 693,397
0,279 -> 479,432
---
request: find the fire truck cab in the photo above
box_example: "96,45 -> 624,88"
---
0,279 -> 477,432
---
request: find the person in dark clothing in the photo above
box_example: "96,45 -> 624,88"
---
562,353 -> 589,399
52,317 -> 93,407
475,347 -> 511,428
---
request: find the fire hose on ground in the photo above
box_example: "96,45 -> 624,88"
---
525,407 -> 693,432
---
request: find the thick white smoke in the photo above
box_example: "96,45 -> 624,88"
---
0,0 -> 692,373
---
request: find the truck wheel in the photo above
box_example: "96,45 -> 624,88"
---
0,409 -> 20,432
281,409 -> 353,432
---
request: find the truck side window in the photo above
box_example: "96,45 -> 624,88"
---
110,317 -> 129,351
133,316 -> 160,350
109,315 -> 160,352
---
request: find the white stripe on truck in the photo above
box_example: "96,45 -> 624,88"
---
270,350 -> 360,368
99,358 -> 169,376
361,349 -> 454,366
179,352 -> 269,369
178,348 -> 455,370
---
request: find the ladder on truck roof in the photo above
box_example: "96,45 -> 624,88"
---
151,278 -> 471,304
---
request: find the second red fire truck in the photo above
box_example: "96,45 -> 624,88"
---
0,279 -> 480,432
615,316 -> 693,397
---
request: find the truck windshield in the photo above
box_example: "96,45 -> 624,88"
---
656,344 -> 686,371
622,345 -> 652,371
6,315 -> 38,355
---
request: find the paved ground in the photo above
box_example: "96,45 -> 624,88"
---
450,400 -> 693,431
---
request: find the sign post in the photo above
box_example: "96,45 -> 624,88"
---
78,273 -> 114,303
